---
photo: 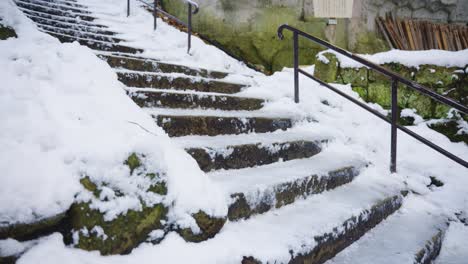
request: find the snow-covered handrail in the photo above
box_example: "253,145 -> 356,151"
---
128,0 -> 199,53
278,24 -> 468,172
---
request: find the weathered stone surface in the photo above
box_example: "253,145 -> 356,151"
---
314,53 -> 340,83
177,211 -> 226,242
156,115 -> 292,137
414,229 -> 445,264
19,0 -> 91,14
242,195 -> 403,264
0,213 -> 67,241
429,120 -> 468,144
15,1 -> 95,22
129,90 -> 264,111
36,24 -> 122,43
67,153 -> 168,255
0,24 -> 17,40
100,55 -> 229,79
187,140 -> 323,172
46,31 -> 143,53
228,167 -> 359,221
118,72 -> 245,93
68,202 -> 167,255
339,67 -> 368,87
20,8 -> 106,29
26,14 -> 113,35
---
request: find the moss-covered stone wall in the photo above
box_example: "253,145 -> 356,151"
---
314,52 -> 468,143
161,0 -> 359,74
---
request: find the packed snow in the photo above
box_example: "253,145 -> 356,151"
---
318,49 -> 468,69
1,0 -> 467,263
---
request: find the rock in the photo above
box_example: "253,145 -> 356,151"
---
68,202 -> 167,255
339,67 -> 368,87
0,24 -> 17,40
314,52 -> 339,83
67,153 -> 168,255
0,213 -> 67,241
177,211 -> 226,242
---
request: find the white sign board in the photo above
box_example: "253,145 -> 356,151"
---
313,0 -> 354,18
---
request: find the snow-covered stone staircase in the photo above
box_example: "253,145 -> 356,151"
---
12,0 -> 451,263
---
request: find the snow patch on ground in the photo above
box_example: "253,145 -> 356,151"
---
436,222 -> 468,264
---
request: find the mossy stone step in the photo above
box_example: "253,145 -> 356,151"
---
242,194 -> 404,264
37,24 -> 122,43
228,166 -> 359,221
117,72 -> 246,94
34,0 -> 86,9
15,1 -> 95,22
44,31 -> 143,54
26,14 -> 115,35
0,212 -> 66,241
155,115 -> 293,137
16,0 -> 92,17
100,55 -> 229,79
187,140 -> 323,172
20,8 -> 107,29
129,90 -> 264,111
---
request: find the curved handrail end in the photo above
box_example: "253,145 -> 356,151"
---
277,24 -> 289,40
185,0 -> 199,14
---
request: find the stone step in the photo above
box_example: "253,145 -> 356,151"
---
208,151 -> 366,220
19,8 -> 107,28
186,140 -> 324,172
155,115 -> 293,137
33,0 -> 84,9
42,30 -> 143,54
117,71 -> 246,94
16,0 -> 91,15
328,195 -> 448,264
99,54 -> 229,79
15,0 -> 96,22
36,24 -> 122,43
128,90 -> 264,111
25,13 -> 115,35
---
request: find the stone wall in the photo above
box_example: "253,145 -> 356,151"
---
161,0 -> 468,73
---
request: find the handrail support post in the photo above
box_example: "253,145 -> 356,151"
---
127,0 -> 130,17
153,0 -> 158,30
390,78 -> 398,173
293,31 -> 299,103
187,3 -> 192,54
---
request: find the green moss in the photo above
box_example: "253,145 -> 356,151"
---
69,202 -> 167,255
314,52 -> 339,83
178,211 -> 226,242
124,153 -> 141,174
0,213 -> 66,241
429,120 -> 468,144
340,67 -> 368,87
352,32 -> 389,54
0,24 -> 17,40
148,181 -> 167,195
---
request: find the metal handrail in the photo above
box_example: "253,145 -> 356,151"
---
277,24 -> 468,172
128,0 -> 198,53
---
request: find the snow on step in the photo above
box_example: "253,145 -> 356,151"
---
209,145 -> 364,198
435,222 -> 468,264
16,169 -> 404,264
327,195 -> 448,264
99,54 -> 230,79
172,125 -> 330,149
127,89 -> 264,111
116,70 -> 247,94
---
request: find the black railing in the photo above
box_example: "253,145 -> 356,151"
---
127,0 -> 198,53
277,24 -> 468,172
